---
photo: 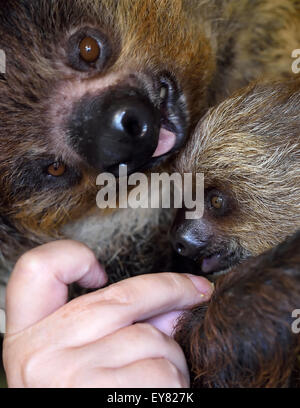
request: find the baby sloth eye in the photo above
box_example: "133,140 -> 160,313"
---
79,36 -> 101,63
211,195 -> 224,210
206,189 -> 232,217
47,162 -> 66,177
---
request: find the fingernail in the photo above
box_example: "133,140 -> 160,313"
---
186,274 -> 215,299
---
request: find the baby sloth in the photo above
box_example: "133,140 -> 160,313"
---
172,79 -> 300,276
172,79 -> 300,387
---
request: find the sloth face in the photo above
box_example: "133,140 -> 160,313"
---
172,81 -> 300,277
171,188 -> 250,276
0,0 -> 214,252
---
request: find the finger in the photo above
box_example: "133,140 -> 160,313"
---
114,358 -> 189,388
46,272 -> 213,346
6,240 -> 107,334
82,359 -> 189,388
145,310 -> 184,337
71,323 -> 189,378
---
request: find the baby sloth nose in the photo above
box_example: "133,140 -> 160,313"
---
170,210 -> 208,261
172,227 -> 207,260
69,86 -> 161,175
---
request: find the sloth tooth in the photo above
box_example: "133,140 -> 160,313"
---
160,86 -> 167,100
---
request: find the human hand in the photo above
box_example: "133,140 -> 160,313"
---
3,240 -> 213,388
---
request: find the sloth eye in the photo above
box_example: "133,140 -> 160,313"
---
13,158 -> 81,194
211,195 -> 224,210
79,36 -> 101,63
206,189 -> 233,217
47,162 -> 66,177
67,28 -> 112,72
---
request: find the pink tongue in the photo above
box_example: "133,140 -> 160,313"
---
152,128 -> 176,158
202,254 -> 221,274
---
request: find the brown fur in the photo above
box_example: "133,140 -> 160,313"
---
0,0 -> 214,263
0,0 -> 300,387
0,0 -> 214,282
0,0 -> 299,279
175,230 -> 300,387
173,80 -> 300,387
175,79 -> 300,257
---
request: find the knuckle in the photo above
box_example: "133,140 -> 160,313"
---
155,358 -> 187,388
69,240 -> 97,265
20,349 -> 44,387
21,348 -> 71,388
166,273 -> 188,298
101,281 -> 135,305
160,358 -> 178,375
177,370 -> 190,388
2,338 -> 40,387
132,323 -> 167,342
14,251 -> 44,278
62,295 -> 89,317
177,372 -> 190,388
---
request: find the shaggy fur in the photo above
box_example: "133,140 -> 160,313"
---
0,0 -> 217,292
175,230 -> 300,388
0,0 -> 300,387
175,79 -> 300,258
0,0 -> 299,283
173,80 -> 300,387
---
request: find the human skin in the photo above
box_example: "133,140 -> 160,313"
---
3,240 -> 213,388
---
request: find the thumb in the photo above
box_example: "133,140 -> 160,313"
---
145,310 -> 184,337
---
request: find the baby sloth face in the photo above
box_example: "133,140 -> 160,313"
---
171,80 -> 300,277
171,187 -> 247,275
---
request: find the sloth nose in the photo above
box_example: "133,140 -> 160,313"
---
170,210 -> 209,260
69,86 -> 161,175
172,230 -> 208,260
